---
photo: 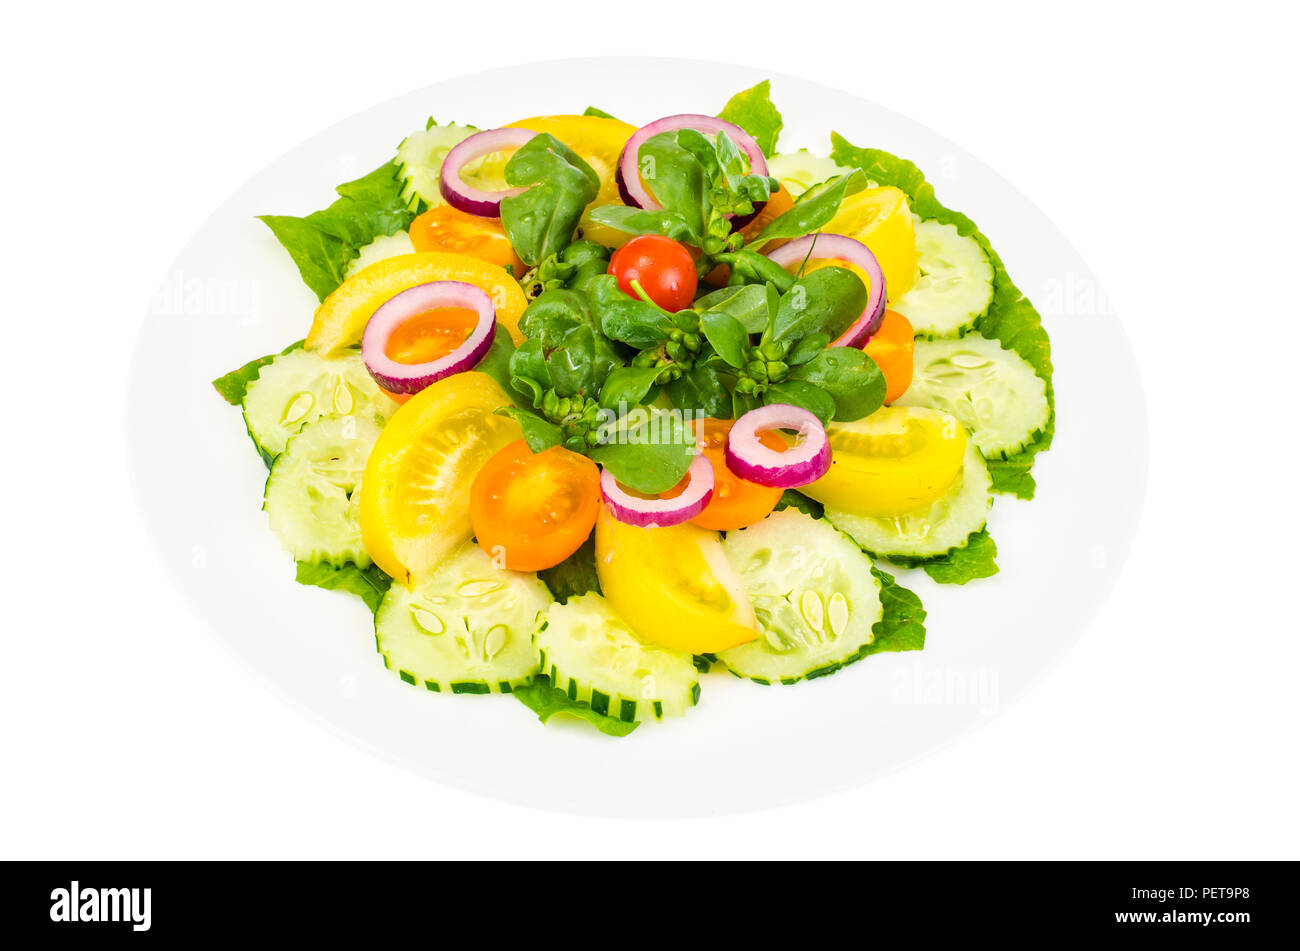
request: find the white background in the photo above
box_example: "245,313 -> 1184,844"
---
3,0 -> 1297,858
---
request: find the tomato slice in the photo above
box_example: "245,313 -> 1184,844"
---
409,203 -> 524,276
690,418 -> 783,531
470,440 -> 601,571
594,503 -> 758,653
861,310 -> 915,404
800,406 -> 967,517
359,372 -> 523,584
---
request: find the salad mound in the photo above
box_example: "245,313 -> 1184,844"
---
213,81 -> 1053,736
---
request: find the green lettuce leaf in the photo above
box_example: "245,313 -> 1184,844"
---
294,561 -> 392,615
513,675 -> 638,737
258,163 -> 415,302
719,80 -> 783,157
864,567 -> 927,655
920,528 -> 999,585
828,135 -> 1054,499
537,537 -> 601,604
212,340 -> 304,404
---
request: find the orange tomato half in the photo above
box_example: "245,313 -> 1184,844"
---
409,203 -> 525,276
470,439 -> 601,572
690,418 -> 784,531
861,310 -> 915,404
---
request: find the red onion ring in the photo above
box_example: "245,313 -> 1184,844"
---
600,453 -> 715,527
724,404 -> 831,489
438,127 -> 537,217
616,114 -> 769,217
361,281 -> 496,395
765,234 -> 887,346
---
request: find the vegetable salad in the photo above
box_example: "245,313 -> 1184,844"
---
213,81 -> 1053,736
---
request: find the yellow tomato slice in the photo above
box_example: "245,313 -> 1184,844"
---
594,504 -> 758,653
306,252 -> 529,353
801,406 -> 968,517
506,115 -> 636,248
820,186 -> 918,300
360,372 -> 523,585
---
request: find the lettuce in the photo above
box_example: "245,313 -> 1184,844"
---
513,675 -> 638,737
537,537 -> 601,604
829,134 -> 1054,499
294,561 -> 391,615
920,528 -> 999,585
258,163 -> 415,302
865,567 -> 927,654
211,340 -> 303,404
719,80 -> 783,157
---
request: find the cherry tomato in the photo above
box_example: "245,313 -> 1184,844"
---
608,235 -> 697,312
861,310 -> 915,404
689,418 -> 784,531
470,439 -> 601,571
409,203 -> 525,275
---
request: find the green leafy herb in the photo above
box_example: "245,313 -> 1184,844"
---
294,561 -> 392,615
775,490 -> 823,518
768,266 -> 867,343
497,406 -> 564,452
666,365 -> 730,418
537,537 -> 601,603
829,134 -> 1054,498
590,408 -> 696,494
864,567 -> 927,655
788,345 -> 886,421
765,380 -> 836,425
582,105 -> 618,119
748,170 -> 866,248
500,133 -> 599,267
587,206 -> 700,245
258,163 -> 415,302
718,80 -> 783,157
513,675 -> 638,737
696,284 -> 770,333
211,340 -> 304,404
920,528 -> 999,585
699,309 -> 750,369
599,366 -> 664,410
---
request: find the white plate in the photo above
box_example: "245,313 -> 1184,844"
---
128,57 -> 1146,817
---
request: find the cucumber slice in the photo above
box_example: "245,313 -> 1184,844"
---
241,348 -> 394,462
824,439 -> 991,560
344,230 -> 415,280
896,332 -> 1050,459
374,544 -> 551,694
767,150 -> 863,197
394,120 -> 479,213
536,593 -> 700,722
893,219 -> 994,338
717,510 -> 883,685
264,414 -> 382,567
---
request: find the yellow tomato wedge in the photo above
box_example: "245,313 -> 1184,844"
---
506,115 -> 636,248
818,186 -> 918,300
801,406 -> 968,517
594,504 -> 758,653
306,252 -> 529,353
360,372 -> 522,585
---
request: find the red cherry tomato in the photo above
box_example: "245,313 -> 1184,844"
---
608,235 -> 698,312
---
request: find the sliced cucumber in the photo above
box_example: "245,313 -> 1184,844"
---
824,439 -> 992,560
344,230 -> 415,280
536,593 -> 699,722
374,543 -> 551,694
767,150 -> 863,197
717,510 -> 883,685
394,120 -> 479,213
241,348 -> 394,462
897,332 -> 1050,459
893,218 -> 994,338
264,414 -> 382,567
